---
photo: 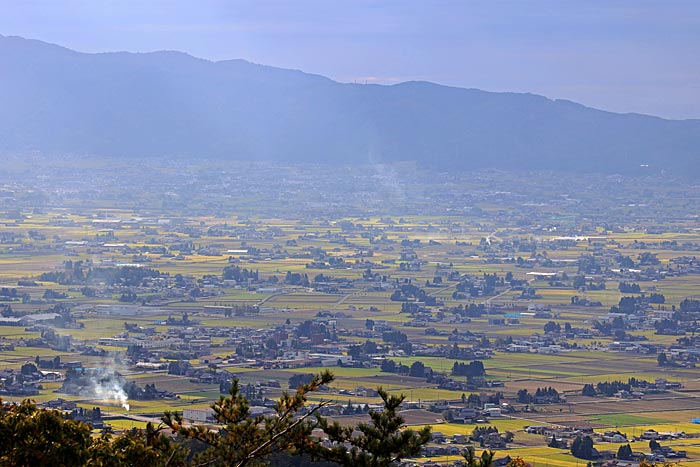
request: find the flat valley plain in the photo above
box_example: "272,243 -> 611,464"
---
2,159 -> 700,466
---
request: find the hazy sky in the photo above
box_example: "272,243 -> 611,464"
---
1,0 -> 698,119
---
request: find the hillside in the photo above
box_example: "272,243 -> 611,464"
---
1,34 -> 699,173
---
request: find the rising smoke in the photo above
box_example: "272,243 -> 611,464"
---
92,370 -> 130,411
75,368 -> 130,411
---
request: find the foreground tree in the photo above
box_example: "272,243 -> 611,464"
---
0,399 -> 187,467
462,445 -> 495,467
163,371 -> 334,467
0,399 -> 92,467
88,422 -> 188,467
506,457 -> 533,467
314,388 -> 431,467
638,460 -> 677,467
0,371 -> 431,467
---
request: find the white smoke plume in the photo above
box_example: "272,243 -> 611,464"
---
80,368 -> 130,411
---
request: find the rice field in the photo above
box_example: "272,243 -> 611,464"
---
5,205 -> 700,465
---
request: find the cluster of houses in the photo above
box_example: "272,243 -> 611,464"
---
0,368 -> 41,396
421,429 -> 510,457
525,424 -> 688,462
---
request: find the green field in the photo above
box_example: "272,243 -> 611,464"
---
3,173 -> 700,467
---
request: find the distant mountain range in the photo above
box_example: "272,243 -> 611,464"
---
1,34 -> 699,174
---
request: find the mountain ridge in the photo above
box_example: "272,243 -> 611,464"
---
1,34 -> 698,174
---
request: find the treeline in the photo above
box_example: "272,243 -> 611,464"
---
516,387 -> 560,404
618,282 -> 641,293
610,294 -> 665,314
451,361 -> 486,378
582,378 -> 650,397
222,304 -> 259,317
452,273 -> 504,299
285,271 -> 309,286
222,265 -> 259,283
380,359 -> 411,375
0,287 -> 19,298
380,359 -> 431,378
680,298 -> 700,313
380,359 -> 488,381
39,264 -> 165,287
444,303 -> 487,318
390,283 -> 439,305
382,330 -> 408,344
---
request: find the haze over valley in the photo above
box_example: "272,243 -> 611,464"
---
1,4 -> 700,467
